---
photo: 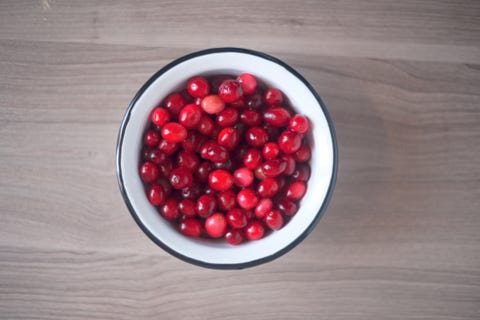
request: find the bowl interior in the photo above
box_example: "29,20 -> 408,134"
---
117,50 -> 336,268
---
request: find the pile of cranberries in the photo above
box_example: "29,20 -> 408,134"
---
139,73 -> 311,245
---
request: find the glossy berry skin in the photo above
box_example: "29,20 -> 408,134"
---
205,213 -> 227,238
254,166 -> 266,180
216,107 -> 239,127
217,190 -> 237,211
208,169 -> 234,191
244,220 -> 265,240
237,188 -> 259,210
278,130 -> 302,154
196,194 -> 217,218
197,115 -> 214,136
147,185 -> 166,206
285,181 -> 307,201
158,158 -> 173,177
176,151 -> 200,171
254,198 -> 273,219
257,177 -> 279,198
240,109 -> 262,126
278,198 -> 298,216
237,73 -> 257,95
263,88 -> 283,106
201,95 -> 226,114
160,198 -> 180,220
264,210 -> 284,230
158,139 -> 179,155
169,167 -> 193,189
245,127 -> 268,147
226,208 -> 248,229
144,130 -> 160,147
179,198 -> 196,217
179,218 -> 202,237
164,93 -> 186,116
289,114 -> 309,134
140,162 -> 159,183
161,122 -> 188,143
182,131 -> 203,152
261,158 -> 287,178
217,127 -> 240,151
178,103 -> 202,129
294,144 -> 311,162
233,167 -> 254,187
225,228 -> 244,245
263,107 -> 291,127
292,164 -> 311,181
180,182 -> 202,200
218,80 -> 243,103
201,141 -> 229,163
281,154 -> 296,175
243,148 -> 262,170
144,148 -> 166,164
262,142 -> 280,160
195,161 -> 212,183
151,107 -> 171,127
187,76 -> 210,98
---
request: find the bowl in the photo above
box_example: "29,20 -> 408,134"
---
116,48 -> 337,269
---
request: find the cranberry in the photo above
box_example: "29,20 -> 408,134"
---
276,176 -> 287,190
285,181 -> 307,201
199,140 -> 216,159
204,143 -> 229,163
218,80 -> 243,103
216,107 -> 239,127
263,107 -> 291,127
144,130 -> 160,147
178,103 -> 202,129
243,148 -> 262,170
292,164 -> 310,181
144,148 -> 166,164
201,95 -> 225,114
176,151 -> 200,172
208,169 -> 234,191
263,88 -> 283,106
205,213 -> 227,238
195,161 -> 212,182
164,93 -> 186,116
278,130 -> 302,154
233,167 -> 254,187
262,142 -> 280,160
160,198 -> 179,220
140,162 -> 159,183
225,228 -> 244,245
254,198 -> 273,219
182,131 -> 203,152
261,158 -> 287,178
158,158 -> 173,177
289,114 -> 309,134
237,188 -> 259,209
158,139 -> 179,155
180,182 -> 202,200
237,73 -> 257,95
240,109 -> 262,126
212,158 -> 234,171
244,220 -> 264,240
151,107 -> 171,127
245,92 -> 263,109
278,198 -> 298,216
187,76 -> 210,98
294,144 -> 311,162
264,210 -> 284,230
179,198 -> 196,217
217,190 -> 237,211
245,127 -> 268,147
217,127 -> 240,151
147,185 -> 166,206
254,165 -> 266,180
179,218 -> 202,237
281,154 -> 296,175
196,115 -> 214,136
161,122 -> 187,143
226,208 -> 248,229
169,167 -> 193,189
204,186 -> 215,195
196,194 -> 217,218
257,178 -> 279,198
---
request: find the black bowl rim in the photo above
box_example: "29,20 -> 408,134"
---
116,47 -> 338,269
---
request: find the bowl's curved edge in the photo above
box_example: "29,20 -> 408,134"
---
115,47 -> 338,270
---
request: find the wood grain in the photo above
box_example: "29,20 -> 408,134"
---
0,1 -> 479,319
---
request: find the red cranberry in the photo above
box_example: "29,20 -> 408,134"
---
217,190 -> 237,211
278,198 -> 298,216
245,127 -> 268,147
201,95 -> 225,114
180,182 -> 202,200
292,164 -> 310,181
233,167 -> 254,187
187,76 -> 210,98
169,167 -> 193,189
245,92 -> 263,109
160,198 -> 179,220
261,158 -> 287,178
140,162 -> 159,183
176,151 -> 200,172
144,148 -> 166,164
203,142 -> 229,163
281,154 -> 296,175
289,114 -> 309,134
263,88 -> 283,106
244,220 -> 264,240
158,139 -> 179,155
178,103 -> 202,129
195,161 -> 212,183
237,73 -> 257,95
218,80 -> 243,103
243,148 -> 262,170
225,228 -> 244,245
163,93 -> 186,116
262,142 -> 280,160
208,169 -> 234,191
226,208 -> 248,229
151,107 -> 170,127
158,158 -> 173,177
285,181 -> 307,201
161,122 -> 187,143
278,130 -> 302,154
212,158 -> 234,171
217,127 -> 240,151
179,198 -> 196,217
237,188 -> 259,209
179,218 -> 202,237
263,107 -> 291,127
254,165 -> 266,180
216,107 -> 239,127
182,131 -> 203,152
294,144 -> 311,162
254,198 -> 273,219
144,130 -> 160,147
205,213 -> 227,238
196,194 -> 217,218
257,178 -> 279,198
264,210 -> 284,230
240,109 -> 262,126
147,184 -> 166,206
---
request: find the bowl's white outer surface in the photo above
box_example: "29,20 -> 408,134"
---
117,49 -> 337,268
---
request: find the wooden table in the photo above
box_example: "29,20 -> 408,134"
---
1,1 -> 479,319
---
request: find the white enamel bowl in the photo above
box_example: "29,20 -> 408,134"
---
116,48 -> 337,269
